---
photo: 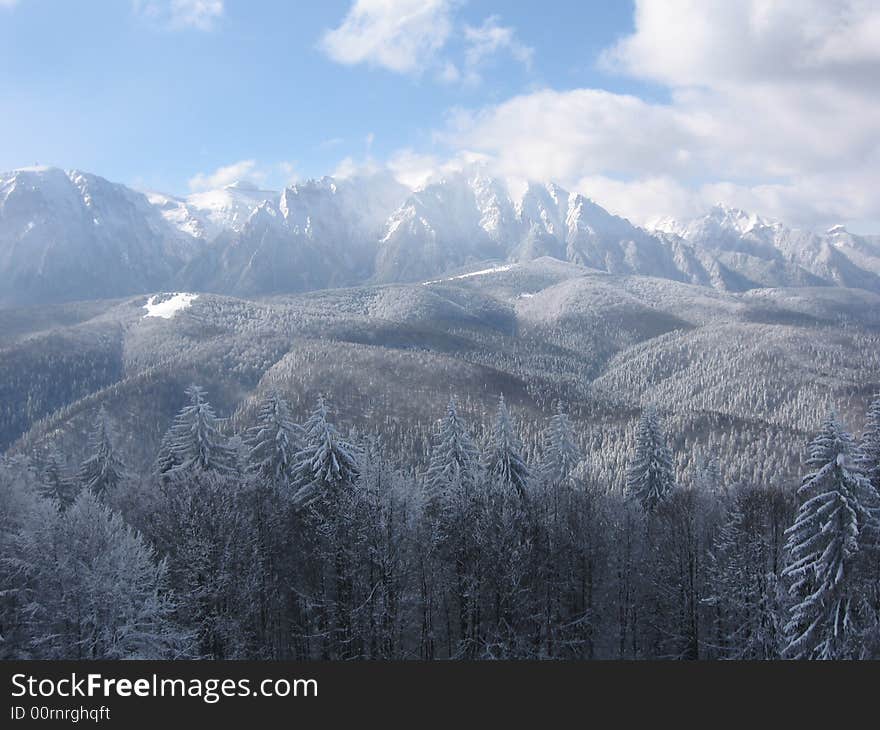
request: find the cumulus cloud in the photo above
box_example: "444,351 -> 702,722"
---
463,16 -> 533,71
601,0 -> 880,92
188,160 -> 264,191
332,155 -> 382,180
386,148 -> 490,188
329,147 -> 489,190
446,89 -> 699,182
455,15 -> 533,85
321,1 -> 532,85
436,0 -> 880,229
320,0 -> 454,74
134,0 -> 224,32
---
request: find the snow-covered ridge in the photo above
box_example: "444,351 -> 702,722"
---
3,165 -> 880,306
143,292 -> 199,319
147,182 -> 278,240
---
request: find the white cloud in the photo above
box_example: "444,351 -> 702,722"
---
446,89 -> 699,182
437,61 -> 461,84
277,161 -> 299,186
573,175 -> 705,227
602,0 -> 880,92
432,0 -> 880,229
320,0 -> 454,74
462,15 -> 533,83
332,155 -> 381,180
188,160 -> 264,191
0,0 -> 19,9
571,173 -> 877,231
188,159 -> 301,191
134,0 -> 224,31
385,148 -> 489,188
329,147 -> 488,190
321,2 -> 532,86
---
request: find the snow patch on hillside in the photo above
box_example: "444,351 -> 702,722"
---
143,292 -> 199,319
422,264 -> 516,285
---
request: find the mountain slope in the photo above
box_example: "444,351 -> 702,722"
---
4,261 -> 878,496
0,167 -> 197,306
147,180 -> 277,240
186,174 -> 407,296
3,166 -> 880,307
651,205 -> 880,292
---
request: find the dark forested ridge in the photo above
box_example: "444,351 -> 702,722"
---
2,258 -> 880,659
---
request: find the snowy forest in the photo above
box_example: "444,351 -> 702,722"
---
2,384 -> 879,661
4,0 -> 880,674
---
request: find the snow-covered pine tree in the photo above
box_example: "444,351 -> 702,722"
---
291,394 -> 361,507
424,397 -> 484,656
805,412 -> 853,472
485,395 -> 530,499
626,406 -> 676,512
782,416 -> 879,659
858,395 -> 880,491
153,430 -> 178,477
78,408 -> 126,496
246,389 -> 301,485
540,401 -> 580,488
40,445 -> 78,509
164,386 -> 238,475
425,397 -> 480,506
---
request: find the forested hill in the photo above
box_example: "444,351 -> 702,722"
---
3,258 -> 879,491
2,258 -> 880,659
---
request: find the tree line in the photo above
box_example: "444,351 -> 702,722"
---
2,386 -> 879,660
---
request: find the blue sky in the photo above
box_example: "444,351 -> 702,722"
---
2,1 -> 878,231
0,1 -> 643,191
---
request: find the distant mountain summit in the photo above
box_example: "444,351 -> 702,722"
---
147,180 -> 277,240
649,203 -> 880,291
0,167 -> 194,306
2,166 -> 879,306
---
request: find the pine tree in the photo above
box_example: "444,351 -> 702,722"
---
154,430 -> 178,476
292,394 -> 360,507
424,397 -> 483,657
425,397 -> 479,504
78,408 -> 126,496
782,417 -> 879,659
626,406 -> 676,512
287,395 -> 362,658
540,401 -> 580,488
805,412 -> 852,472
485,395 -> 530,499
163,386 -> 238,476
858,395 -> 880,491
246,389 -> 301,485
40,446 -> 77,509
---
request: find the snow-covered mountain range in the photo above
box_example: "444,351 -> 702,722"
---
2,166 -> 879,306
